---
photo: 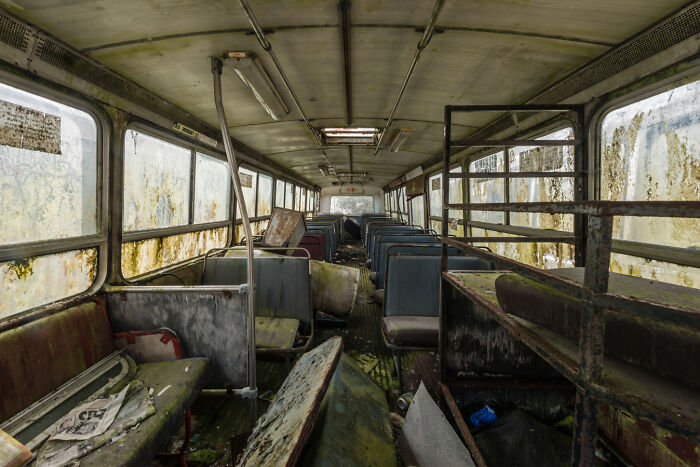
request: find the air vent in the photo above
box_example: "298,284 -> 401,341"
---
533,4 -> 700,104
0,14 -> 30,52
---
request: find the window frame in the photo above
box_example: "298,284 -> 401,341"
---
121,123 -> 233,243
0,72 -> 109,323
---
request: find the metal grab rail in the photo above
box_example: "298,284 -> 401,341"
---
211,58 -> 257,427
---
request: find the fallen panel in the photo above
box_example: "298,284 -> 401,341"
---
399,382 -> 475,467
237,336 -> 343,467
263,207 -> 306,250
300,354 -> 396,466
255,316 -> 299,349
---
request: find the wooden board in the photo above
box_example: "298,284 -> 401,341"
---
237,336 -> 343,467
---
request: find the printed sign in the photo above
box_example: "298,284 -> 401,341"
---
519,146 -> 564,172
239,172 -> 253,188
173,122 -> 218,147
431,177 -> 441,191
0,100 -> 61,154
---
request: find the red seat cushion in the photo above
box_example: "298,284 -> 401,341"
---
0,301 -> 115,421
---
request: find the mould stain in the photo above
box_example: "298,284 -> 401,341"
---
8,257 -> 35,281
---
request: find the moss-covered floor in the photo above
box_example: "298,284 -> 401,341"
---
152,239 -> 436,466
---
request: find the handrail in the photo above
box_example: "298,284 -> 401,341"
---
211,58 -> 257,427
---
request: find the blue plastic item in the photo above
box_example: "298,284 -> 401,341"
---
469,405 -> 497,427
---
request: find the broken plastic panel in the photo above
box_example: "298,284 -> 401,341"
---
0,82 -> 97,245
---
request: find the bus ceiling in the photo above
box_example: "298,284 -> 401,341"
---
0,1 -> 697,190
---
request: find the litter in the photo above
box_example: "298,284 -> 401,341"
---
469,405 -> 497,428
157,385 -> 172,397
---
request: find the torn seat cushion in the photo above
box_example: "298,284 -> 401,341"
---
373,288 -> 385,305
79,358 -> 208,466
382,316 -> 438,348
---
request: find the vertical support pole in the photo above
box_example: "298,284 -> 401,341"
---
211,57 -> 257,429
442,106 -> 451,270
572,214 -> 612,466
503,148 -> 510,226
461,158 -> 468,237
188,149 -> 196,225
574,108 -> 588,267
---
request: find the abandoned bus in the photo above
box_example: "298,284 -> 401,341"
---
0,1 -> 698,466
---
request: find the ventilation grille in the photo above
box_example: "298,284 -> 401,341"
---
0,14 -> 30,52
533,4 -> 700,104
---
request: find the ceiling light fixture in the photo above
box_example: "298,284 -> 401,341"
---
388,128 -> 414,152
320,127 -> 380,145
225,51 -> 289,120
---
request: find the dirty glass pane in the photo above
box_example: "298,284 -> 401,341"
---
428,173 -> 442,217
385,192 -> 390,213
601,79 -> 700,250
194,153 -> 230,224
300,188 -> 307,212
509,127 -> 575,231
123,130 -> 191,231
1,249 -> 97,319
285,183 -> 294,209
610,253 -> 699,288
121,227 -> 227,279
294,186 -> 301,211
275,180 -> 285,207
449,167 -> 463,221
236,167 -> 257,219
430,219 -> 441,233
257,173 -> 273,217
330,196 -> 374,215
410,196 -> 425,228
0,82 -> 98,245
469,152 -> 504,224
470,228 -> 574,270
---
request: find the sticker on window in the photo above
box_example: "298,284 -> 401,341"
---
431,178 -> 441,191
518,146 -> 564,172
240,172 -> 253,188
0,100 -> 61,154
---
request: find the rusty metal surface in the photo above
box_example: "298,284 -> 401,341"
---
439,383 -> 487,467
262,207 -> 306,249
105,286 -> 248,388
237,336 -> 343,467
442,271 -> 700,442
445,200 -> 700,217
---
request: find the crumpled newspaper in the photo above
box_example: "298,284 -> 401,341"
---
35,380 -> 155,466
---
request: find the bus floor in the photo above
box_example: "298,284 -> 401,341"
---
154,240 -> 438,466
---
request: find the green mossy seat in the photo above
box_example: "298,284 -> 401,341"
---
80,358 -> 209,467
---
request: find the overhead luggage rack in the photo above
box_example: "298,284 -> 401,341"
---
439,104 -> 700,465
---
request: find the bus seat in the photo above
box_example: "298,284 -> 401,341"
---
292,234 -> 326,261
382,316 -> 439,348
0,300 -> 209,466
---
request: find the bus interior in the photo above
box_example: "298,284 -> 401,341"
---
0,1 -> 699,466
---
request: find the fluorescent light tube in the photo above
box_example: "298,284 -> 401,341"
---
225,51 -> 289,120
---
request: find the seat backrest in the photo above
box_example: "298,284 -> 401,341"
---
364,219 -> 400,242
202,256 -> 312,324
377,244 -> 454,288
306,221 -> 338,252
384,254 -> 492,317
313,215 -> 345,243
367,225 -> 421,254
361,214 -> 390,235
371,233 -> 436,264
306,227 -> 333,259
292,234 -> 326,261
0,301 -> 115,421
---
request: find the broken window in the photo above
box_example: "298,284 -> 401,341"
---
601,78 -> 700,286
330,196 -> 374,215
257,173 -> 273,217
0,81 -> 100,319
194,153 -> 230,224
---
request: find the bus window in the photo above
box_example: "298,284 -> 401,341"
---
275,179 -> 285,207
410,196 -> 425,228
448,167 -> 463,236
257,173 -> 273,217
330,195 -> 374,215
428,173 -> 442,232
194,153 -> 230,223
601,78 -> 700,286
121,130 -> 228,279
285,183 -> 294,209
0,81 -> 99,318
469,152 -> 505,224
236,167 -> 257,219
